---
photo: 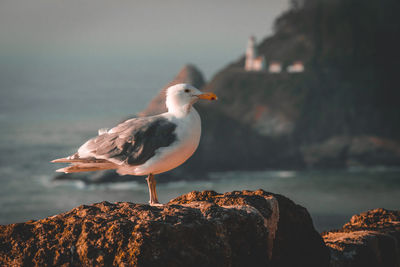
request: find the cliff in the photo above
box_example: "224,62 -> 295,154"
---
0,190 -> 330,267
186,0 -> 400,171
323,208 -> 400,267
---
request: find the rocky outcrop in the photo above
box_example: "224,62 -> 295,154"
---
170,190 -> 330,267
0,190 -> 330,267
322,208 -> 400,267
301,136 -> 400,168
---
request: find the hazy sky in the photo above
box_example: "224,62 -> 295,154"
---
0,0 -> 289,80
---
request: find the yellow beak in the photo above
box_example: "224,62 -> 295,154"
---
197,92 -> 218,101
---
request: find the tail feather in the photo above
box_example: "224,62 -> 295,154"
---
52,156 -> 117,173
51,157 -> 109,163
55,163 -> 117,173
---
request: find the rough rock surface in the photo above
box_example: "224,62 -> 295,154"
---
0,190 -> 329,267
322,208 -> 400,267
170,190 -> 330,267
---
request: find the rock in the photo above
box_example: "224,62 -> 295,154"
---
322,208 -> 400,267
300,136 -> 351,168
347,137 -> 400,167
301,136 -> 400,168
0,190 -> 329,267
170,190 -> 330,267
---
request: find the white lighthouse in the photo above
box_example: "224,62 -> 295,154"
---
245,36 -> 266,71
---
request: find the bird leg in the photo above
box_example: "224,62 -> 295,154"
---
146,173 -> 159,205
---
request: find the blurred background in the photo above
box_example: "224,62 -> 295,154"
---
0,0 -> 399,231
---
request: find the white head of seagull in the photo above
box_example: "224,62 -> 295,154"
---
166,83 -> 217,117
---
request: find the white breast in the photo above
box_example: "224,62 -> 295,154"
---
119,108 -> 201,176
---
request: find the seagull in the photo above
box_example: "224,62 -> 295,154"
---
52,84 -> 217,205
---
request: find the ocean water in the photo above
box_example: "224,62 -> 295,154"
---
1,56 -> 399,232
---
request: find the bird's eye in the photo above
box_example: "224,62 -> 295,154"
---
184,89 -> 190,93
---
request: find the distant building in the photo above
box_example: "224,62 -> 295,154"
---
268,61 -> 282,73
287,61 -> 305,73
245,36 -> 266,71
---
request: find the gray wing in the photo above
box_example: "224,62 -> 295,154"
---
81,116 -> 177,166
